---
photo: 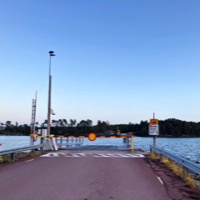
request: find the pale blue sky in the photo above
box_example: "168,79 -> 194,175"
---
1,0 -> 200,125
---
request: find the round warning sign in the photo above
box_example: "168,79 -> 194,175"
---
88,132 -> 97,141
150,119 -> 158,125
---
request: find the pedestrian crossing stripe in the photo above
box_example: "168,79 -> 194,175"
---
41,153 -> 145,158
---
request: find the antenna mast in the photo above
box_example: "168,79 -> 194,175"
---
31,91 -> 37,135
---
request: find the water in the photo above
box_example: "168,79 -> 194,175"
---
135,137 -> 200,163
0,136 -> 40,150
0,136 -> 200,163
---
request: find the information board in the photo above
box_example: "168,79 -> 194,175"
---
149,125 -> 159,135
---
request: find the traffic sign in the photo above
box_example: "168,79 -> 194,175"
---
149,125 -> 159,135
150,119 -> 158,125
88,132 -> 97,141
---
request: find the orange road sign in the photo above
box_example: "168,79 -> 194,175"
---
150,119 -> 158,125
88,132 -> 97,141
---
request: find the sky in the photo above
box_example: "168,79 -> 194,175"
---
1,0 -> 200,126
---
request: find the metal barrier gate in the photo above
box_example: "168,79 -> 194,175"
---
37,135 -> 134,152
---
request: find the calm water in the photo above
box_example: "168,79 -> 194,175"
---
0,136 -> 200,163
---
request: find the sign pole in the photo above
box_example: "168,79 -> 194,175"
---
149,114 -> 159,144
153,113 -> 156,146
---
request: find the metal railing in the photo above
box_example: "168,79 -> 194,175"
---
38,135 -> 134,151
55,136 -> 134,150
56,137 -> 84,147
150,145 -> 200,175
0,144 -> 44,162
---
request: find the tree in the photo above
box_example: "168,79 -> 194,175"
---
97,120 -> 109,133
87,119 -> 92,127
35,122 -> 39,128
52,120 -> 58,127
63,119 -> 68,127
69,119 -> 77,127
1,117 -> 200,137
77,119 -> 92,134
138,120 -> 148,136
58,119 -> 64,127
5,121 -> 12,127
0,122 -> 4,131
41,120 -> 47,127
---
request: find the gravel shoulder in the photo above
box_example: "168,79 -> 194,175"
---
145,156 -> 200,200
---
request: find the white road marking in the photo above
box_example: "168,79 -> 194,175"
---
41,153 -> 145,158
26,159 -> 34,163
42,153 -> 63,157
133,154 -> 145,158
157,177 -> 164,185
116,154 -> 130,157
94,154 -> 111,157
105,154 -> 120,157
77,153 -> 86,156
72,154 -> 81,157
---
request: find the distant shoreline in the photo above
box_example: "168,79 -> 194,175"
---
0,134 -> 200,138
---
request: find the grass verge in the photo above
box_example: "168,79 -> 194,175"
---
0,151 -> 42,164
150,152 -> 200,189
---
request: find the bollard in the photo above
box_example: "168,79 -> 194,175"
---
182,166 -> 188,178
10,153 -> 15,162
160,154 -> 163,162
40,146 -> 44,153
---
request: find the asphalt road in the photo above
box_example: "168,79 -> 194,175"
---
0,150 -> 170,200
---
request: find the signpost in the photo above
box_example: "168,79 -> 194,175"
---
149,113 -> 159,145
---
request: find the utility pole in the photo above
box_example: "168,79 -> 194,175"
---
153,112 -> 156,146
47,51 -> 55,136
30,91 -> 37,145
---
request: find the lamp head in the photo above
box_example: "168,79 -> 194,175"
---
49,51 -> 55,56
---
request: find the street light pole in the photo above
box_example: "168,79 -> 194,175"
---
47,51 -> 55,136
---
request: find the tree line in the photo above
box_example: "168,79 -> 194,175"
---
0,118 -> 200,137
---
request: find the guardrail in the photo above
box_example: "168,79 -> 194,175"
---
0,144 -> 44,162
150,145 -> 200,176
